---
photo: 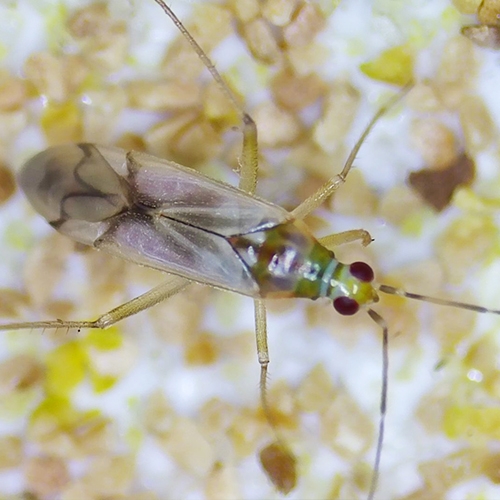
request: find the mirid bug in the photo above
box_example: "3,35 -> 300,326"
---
1,1 -> 500,498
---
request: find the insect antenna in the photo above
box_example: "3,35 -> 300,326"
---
378,284 -> 500,315
366,308 -> 389,500
365,282 -> 500,497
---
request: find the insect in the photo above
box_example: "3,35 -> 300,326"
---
1,1 -> 499,498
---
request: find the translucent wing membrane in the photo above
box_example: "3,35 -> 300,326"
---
19,143 -> 291,295
20,144 -> 130,235
127,150 -> 289,235
97,212 -> 260,295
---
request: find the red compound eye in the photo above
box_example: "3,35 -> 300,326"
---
350,261 -> 374,282
333,296 -> 359,316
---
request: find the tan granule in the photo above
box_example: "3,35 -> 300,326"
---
327,473 -> 354,500
320,389 -> 374,459
463,335 -> 500,396
435,213 -> 498,284
80,455 -> 135,496
434,36 -> 477,109
143,111 -> 205,159
199,398 -> 239,438
415,382 -> 450,434
143,390 -> 176,436
63,54 -> 90,95
295,364 -> 336,413
416,450 -> 486,497
409,118 -> 459,170
431,303 -> 477,354
271,69 -> 328,111
374,292 -> 420,349
23,232 -> 74,309
29,413 -> 115,459
219,331 -> 255,361
115,132 -> 147,153
351,461 -> 373,494
0,109 -> 27,147
61,481 -> 98,500
83,251 -> 128,312
144,112 -> 222,167
202,80 -> 239,127
262,0 -> 296,26
462,24 -> 500,49
127,493 -> 161,500
24,455 -> 70,497
290,140 -> 343,181
24,52 -> 89,103
283,3 -> 326,47
406,81 -> 445,112
267,379 -> 300,432
72,417 -> 116,456
44,300 -> 76,325
0,354 -> 44,395
82,86 -> 127,144
242,18 -> 283,64
252,101 -> 303,147
0,288 -> 30,319
68,3 -> 129,73
478,0 -> 500,24
0,435 -> 23,469
24,52 -> 68,102
287,41 -> 329,75
128,80 -> 202,112
160,417 -> 215,476
459,94 -> 497,154
87,337 -> 138,378
205,462 -> 242,500
0,161 -> 15,205
188,4 -> 234,52
331,169 -> 377,217
148,286 -> 208,345
377,185 -> 426,227
67,3 -> 116,38
161,37 -> 206,81
228,0 -> 260,23
313,81 -> 361,155
82,246 -> 131,296
451,0 -> 482,14
184,331 -> 220,365
0,71 -> 27,111
227,408 -> 268,459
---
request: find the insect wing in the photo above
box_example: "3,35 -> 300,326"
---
126,150 -> 290,236
19,144 -> 131,245
93,150 -> 291,295
20,144 -> 291,296
97,211 -> 263,295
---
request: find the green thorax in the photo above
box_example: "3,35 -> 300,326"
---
228,221 -> 338,299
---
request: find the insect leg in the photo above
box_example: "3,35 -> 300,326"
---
254,298 -> 297,492
152,0 -> 259,195
0,276 -> 189,332
318,229 -> 373,249
153,0 -> 292,488
291,84 -> 413,221
238,114 -> 259,195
